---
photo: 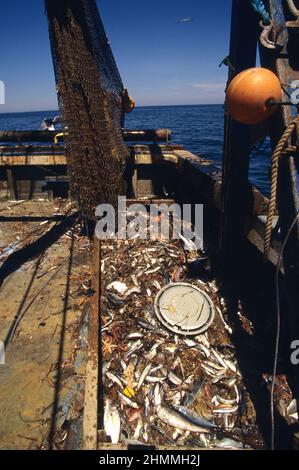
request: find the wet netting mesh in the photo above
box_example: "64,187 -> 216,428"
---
45,0 -> 129,219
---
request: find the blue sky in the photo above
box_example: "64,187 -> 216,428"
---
0,0 -> 231,113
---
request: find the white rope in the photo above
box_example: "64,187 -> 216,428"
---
287,0 -> 299,17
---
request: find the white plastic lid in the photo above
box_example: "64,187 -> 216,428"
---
154,282 -> 215,336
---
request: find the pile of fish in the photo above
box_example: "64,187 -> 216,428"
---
101,234 -> 264,449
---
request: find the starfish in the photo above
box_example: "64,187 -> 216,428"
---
102,337 -> 117,357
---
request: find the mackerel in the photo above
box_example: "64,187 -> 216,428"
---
174,406 -> 216,430
156,406 -> 212,434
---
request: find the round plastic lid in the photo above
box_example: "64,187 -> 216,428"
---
154,282 -> 215,336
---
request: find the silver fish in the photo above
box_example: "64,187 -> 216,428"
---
287,399 -> 297,417
146,376 -> 166,384
144,396 -> 150,416
168,371 -> 183,386
196,343 -> 210,359
134,417 -> 143,440
125,287 -> 142,297
118,392 -> 140,409
213,405 -> 239,414
156,406 -> 211,434
124,340 -> 143,360
107,281 -> 127,294
179,234 -> 198,252
153,383 -> 163,407
214,438 -> 244,449
184,339 -> 198,348
137,319 -> 153,330
215,395 -> 237,406
196,334 -> 210,349
102,360 -> 112,376
147,349 -> 158,361
137,364 -> 152,389
104,399 -> 121,444
205,360 -> 226,372
201,363 -> 222,377
183,378 -> 205,408
128,332 -> 144,340
131,275 -> 139,287
234,385 -> 240,404
224,358 -> 238,374
101,319 -> 114,332
174,406 -> 216,430
143,423 -> 149,442
200,434 -> 210,448
184,374 -> 195,385
227,378 -> 237,387
150,365 -> 163,374
211,374 -> 228,384
216,307 -> 233,334
223,414 -> 229,429
144,266 -> 161,275
211,348 -> 229,369
106,372 -> 124,389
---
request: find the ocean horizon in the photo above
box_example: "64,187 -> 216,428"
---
0,105 -> 279,197
0,103 -> 224,115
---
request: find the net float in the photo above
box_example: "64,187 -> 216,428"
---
226,67 -> 282,125
121,88 -> 135,113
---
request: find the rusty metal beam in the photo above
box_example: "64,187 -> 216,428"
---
0,129 -> 172,144
83,237 -> 101,450
123,129 -> 171,142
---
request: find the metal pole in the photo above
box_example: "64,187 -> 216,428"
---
220,0 -> 259,286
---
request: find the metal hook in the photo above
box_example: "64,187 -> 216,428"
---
259,21 -> 284,50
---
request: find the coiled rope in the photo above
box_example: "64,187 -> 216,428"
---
251,0 -> 271,25
264,116 -> 299,259
286,0 -> 299,17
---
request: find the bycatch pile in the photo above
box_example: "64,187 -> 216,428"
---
100,232 -> 265,449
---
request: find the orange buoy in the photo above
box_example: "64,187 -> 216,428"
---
226,68 -> 282,125
126,96 -> 135,113
121,88 -> 135,113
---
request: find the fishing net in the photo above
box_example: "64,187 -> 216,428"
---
45,0 -> 129,220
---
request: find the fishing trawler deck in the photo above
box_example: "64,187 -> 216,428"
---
0,141 -> 297,450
